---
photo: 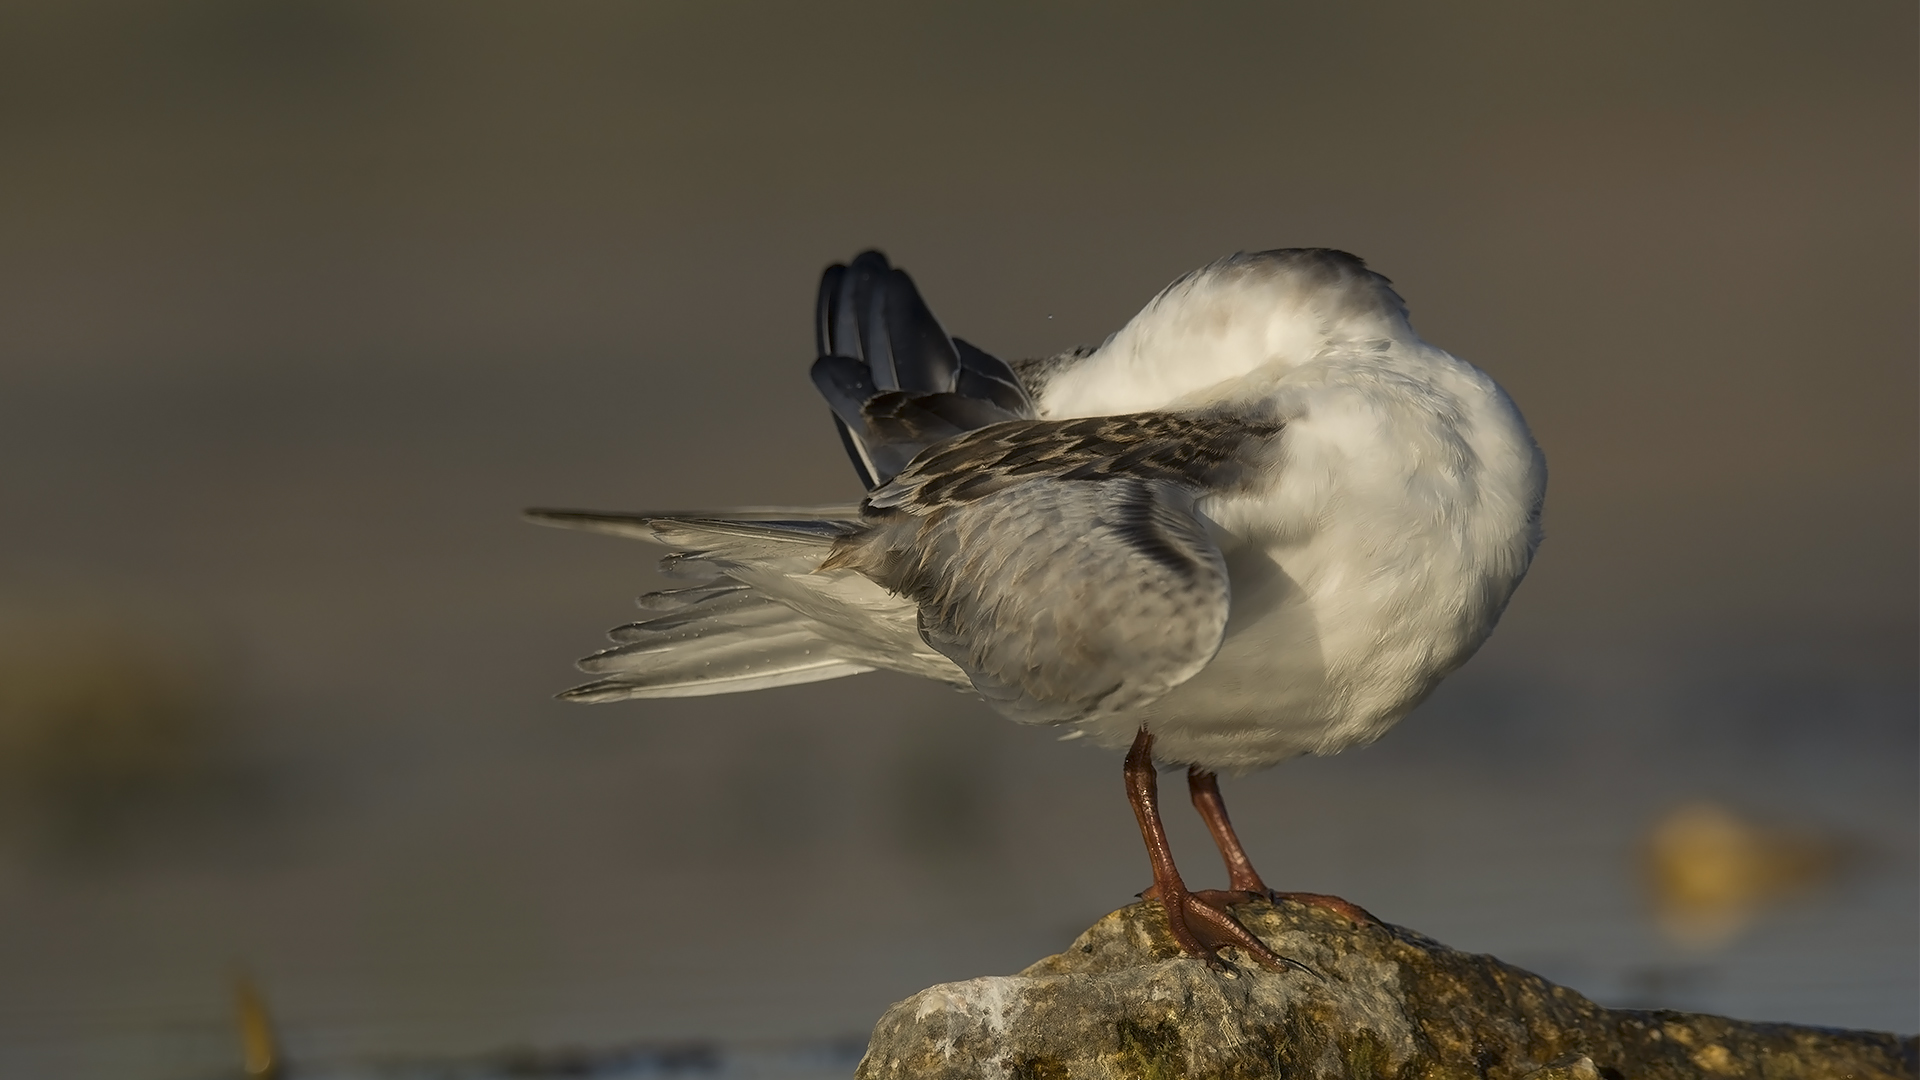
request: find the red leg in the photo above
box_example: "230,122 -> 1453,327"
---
1188,768 -> 1270,895
1124,729 -> 1309,973
1186,767 -> 1380,926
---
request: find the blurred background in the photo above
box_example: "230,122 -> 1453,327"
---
1,2 -> 1914,1077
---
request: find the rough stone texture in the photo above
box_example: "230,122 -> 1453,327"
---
857,899 -> 1916,1080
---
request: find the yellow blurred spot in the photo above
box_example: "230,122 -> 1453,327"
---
0,616 -> 226,858
233,973 -> 282,1080
1643,801 -> 1838,949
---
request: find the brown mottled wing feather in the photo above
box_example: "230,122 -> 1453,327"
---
830,412 -> 1282,724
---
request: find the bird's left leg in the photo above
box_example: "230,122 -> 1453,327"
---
1124,727 -> 1306,972
1186,768 -> 1272,896
1186,767 -> 1379,926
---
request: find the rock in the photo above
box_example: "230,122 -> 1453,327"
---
856,899 -> 1916,1080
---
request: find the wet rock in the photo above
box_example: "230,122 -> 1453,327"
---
856,899 -> 1916,1080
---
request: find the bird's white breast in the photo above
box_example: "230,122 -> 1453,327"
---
1036,257 -> 1546,773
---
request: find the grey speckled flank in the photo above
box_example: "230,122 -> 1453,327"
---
823,412 -> 1282,724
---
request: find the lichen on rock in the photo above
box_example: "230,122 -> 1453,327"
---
856,899 -> 1916,1080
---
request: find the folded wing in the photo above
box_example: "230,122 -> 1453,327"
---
824,411 -> 1282,724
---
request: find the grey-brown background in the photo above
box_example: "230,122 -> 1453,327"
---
1,3 -> 1914,1077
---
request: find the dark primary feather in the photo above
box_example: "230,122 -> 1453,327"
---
810,250 -> 1036,490
953,338 -> 1034,415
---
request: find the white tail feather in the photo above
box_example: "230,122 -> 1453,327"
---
534,508 -> 963,701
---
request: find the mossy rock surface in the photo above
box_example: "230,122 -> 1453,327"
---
856,899 -> 1915,1080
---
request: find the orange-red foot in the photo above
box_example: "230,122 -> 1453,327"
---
1271,891 -> 1380,926
1143,885 -> 1317,976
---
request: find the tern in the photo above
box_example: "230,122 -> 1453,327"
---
530,249 -> 1546,970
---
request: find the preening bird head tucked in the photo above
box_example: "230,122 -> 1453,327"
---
1036,249 -> 1414,419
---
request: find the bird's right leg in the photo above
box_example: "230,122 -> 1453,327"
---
1124,727 -> 1308,973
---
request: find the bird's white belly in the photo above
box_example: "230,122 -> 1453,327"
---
1047,346 -> 1543,774
1073,530 -> 1498,774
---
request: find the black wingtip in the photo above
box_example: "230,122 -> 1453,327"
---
831,415 -> 880,490
879,267 -> 960,393
817,251 -> 897,365
848,249 -> 892,274
814,264 -> 845,358
810,250 -> 1035,489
